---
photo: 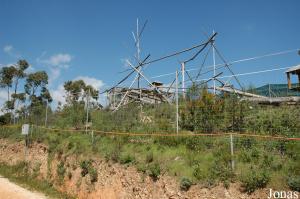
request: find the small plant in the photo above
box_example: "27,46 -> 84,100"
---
180,177 -> 192,191
79,160 -> 98,183
287,176 -> 300,192
89,167 -> 98,183
120,154 -> 135,164
149,163 -> 160,181
240,168 -> 270,193
146,151 -> 154,163
80,160 -> 90,177
57,161 -> 66,181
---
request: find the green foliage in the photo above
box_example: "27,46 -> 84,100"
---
240,168 -> 270,193
57,161 -> 66,180
120,153 -> 135,164
180,177 -> 192,191
80,160 -> 91,177
0,113 -> 11,125
287,176 -> 300,192
80,160 -> 98,183
146,151 -> 154,163
148,163 -> 160,181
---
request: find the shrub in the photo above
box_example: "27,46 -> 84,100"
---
120,154 -> 135,164
241,168 -> 270,193
287,176 -> 300,192
180,177 -> 192,191
79,160 -> 98,183
146,151 -> 153,163
57,162 -> 65,179
89,167 -> 98,183
80,160 -> 91,177
149,163 -> 160,181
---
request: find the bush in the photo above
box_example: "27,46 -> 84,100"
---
180,177 -> 192,191
89,167 -> 98,183
149,163 -> 160,181
120,154 -> 135,164
79,160 -> 98,183
146,151 -> 153,163
56,162 -> 65,180
80,160 -> 90,177
287,176 -> 300,192
241,168 -> 270,193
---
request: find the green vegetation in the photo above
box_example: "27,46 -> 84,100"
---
240,168 -> 270,193
180,177 -> 192,191
80,160 -> 98,183
0,65 -> 299,194
0,161 -> 72,199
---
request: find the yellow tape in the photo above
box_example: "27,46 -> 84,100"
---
32,125 -> 300,141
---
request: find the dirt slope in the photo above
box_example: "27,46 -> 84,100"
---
0,175 -> 47,199
0,139 -> 280,199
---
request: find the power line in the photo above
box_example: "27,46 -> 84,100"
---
192,66 -> 291,82
150,48 -> 299,79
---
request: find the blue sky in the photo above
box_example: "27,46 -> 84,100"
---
0,0 -> 300,106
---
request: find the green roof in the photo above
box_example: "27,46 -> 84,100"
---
254,84 -> 300,97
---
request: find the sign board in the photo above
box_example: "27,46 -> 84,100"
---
21,124 -> 29,135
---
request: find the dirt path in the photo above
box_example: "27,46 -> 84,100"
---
0,175 -> 47,199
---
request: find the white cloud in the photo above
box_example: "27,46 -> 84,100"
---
47,54 -> 72,68
51,84 -> 66,106
74,76 -> 104,91
37,53 -> 73,83
3,45 -> 13,53
3,45 -> 21,58
49,67 -> 61,85
38,53 -> 73,68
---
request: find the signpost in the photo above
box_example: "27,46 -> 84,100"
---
22,124 -> 29,161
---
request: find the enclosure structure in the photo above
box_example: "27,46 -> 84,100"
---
107,83 -> 174,110
286,64 -> 300,91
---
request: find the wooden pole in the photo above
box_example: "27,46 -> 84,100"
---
212,30 -> 216,95
85,89 -> 90,134
230,133 -> 234,171
181,62 -> 185,99
175,70 -> 179,135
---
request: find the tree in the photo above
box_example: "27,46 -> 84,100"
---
0,66 -> 16,101
64,80 -> 98,105
13,60 -> 29,95
25,71 -> 48,96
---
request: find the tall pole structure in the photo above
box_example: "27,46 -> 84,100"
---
85,89 -> 90,134
175,70 -> 179,135
212,30 -> 216,95
230,134 -> 235,171
181,62 -> 185,98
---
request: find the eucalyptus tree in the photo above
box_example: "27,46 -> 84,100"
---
64,80 -> 98,105
0,65 -> 16,101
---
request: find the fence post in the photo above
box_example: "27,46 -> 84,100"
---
176,70 -> 179,135
230,133 -> 235,171
85,89 -> 90,134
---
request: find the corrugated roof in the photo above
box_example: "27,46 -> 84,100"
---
286,64 -> 300,73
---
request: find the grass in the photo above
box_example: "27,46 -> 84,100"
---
1,125 -> 299,193
0,162 -> 72,199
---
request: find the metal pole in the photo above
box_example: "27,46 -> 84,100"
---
24,134 -> 27,162
85,89 -> 90,134
212,30 -> 216,95
45,100 -> 48,127
176,70 -> 179,135
181,62 -> 185,98
230,133 -> 235,171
